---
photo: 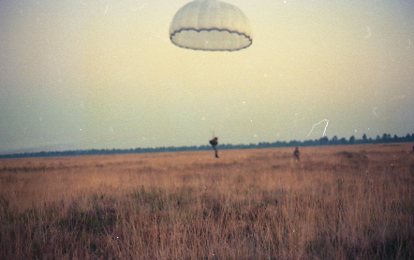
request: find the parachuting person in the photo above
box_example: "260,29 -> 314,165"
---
293,146 -> 300,161
209,137 -> 219,158
170,0 -> 251,159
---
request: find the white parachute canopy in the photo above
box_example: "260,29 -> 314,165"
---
169,0 -> 252,51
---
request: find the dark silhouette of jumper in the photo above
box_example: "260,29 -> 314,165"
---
209,137 -> 219,158
293,146 -> 300,161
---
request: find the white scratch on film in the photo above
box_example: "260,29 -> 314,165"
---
138,3 -> 148,10
306,119 -> 329,138
372,107 -> 379,118
364,26 -> 372,39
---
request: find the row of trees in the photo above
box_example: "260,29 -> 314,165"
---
1,133 -> 414,159
254,133 -> 414,148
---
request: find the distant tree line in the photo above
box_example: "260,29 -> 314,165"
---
1,133 -> 414,159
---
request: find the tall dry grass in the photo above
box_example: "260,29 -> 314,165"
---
1,144 -> 413,259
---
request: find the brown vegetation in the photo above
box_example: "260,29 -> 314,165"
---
1,144 -> 413,259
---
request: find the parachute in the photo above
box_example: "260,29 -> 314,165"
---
170,0 -> 252,51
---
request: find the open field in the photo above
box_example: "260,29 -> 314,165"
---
1,143 -> 414,259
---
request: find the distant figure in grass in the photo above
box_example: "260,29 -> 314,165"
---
293,146 -> 300,161
412,145 -> 414,154
209,137 -> 219,158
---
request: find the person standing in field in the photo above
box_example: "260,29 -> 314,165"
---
209,137 -> 219,158
293,146 -> 300,161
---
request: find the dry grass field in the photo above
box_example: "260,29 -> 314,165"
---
1,143 -> 413,259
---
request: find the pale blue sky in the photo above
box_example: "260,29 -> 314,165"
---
0,0 -> 413,153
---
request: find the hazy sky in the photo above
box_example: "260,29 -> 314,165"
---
1,0 -> 413,153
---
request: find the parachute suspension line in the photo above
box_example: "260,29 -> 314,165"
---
211,129 -> 216,139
